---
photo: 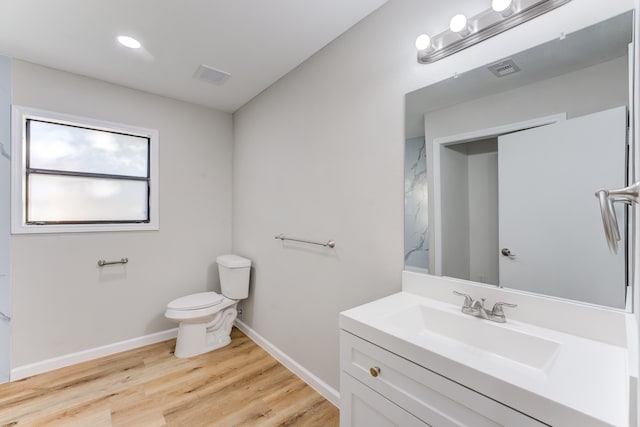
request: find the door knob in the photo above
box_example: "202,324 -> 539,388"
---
501,248 -> 516,258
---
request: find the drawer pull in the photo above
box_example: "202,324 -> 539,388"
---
369,366 -> 381,377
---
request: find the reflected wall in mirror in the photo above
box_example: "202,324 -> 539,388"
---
404,11 -> 634,309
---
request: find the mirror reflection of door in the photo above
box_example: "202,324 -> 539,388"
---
498,106 -> 626,307
440,138 -> 499,284
440,106 -> 627,308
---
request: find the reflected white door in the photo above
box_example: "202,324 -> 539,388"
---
498,106 -> 627,308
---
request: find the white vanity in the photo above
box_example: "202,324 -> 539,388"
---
339,272 -> 637,426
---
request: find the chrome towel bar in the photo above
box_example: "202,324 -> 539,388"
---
275,233 -> 335,248
98,258 -> 129,267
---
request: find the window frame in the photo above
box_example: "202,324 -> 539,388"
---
11,105 -> 159,234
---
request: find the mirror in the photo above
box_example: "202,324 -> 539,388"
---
404,11 -> 634,309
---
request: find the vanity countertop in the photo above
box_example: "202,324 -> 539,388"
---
340,291 -> 632,426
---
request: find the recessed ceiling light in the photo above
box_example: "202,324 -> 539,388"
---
117,36 -> 142,49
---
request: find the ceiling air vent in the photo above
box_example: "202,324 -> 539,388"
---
194,64 -> 231,85
487,59 -> 520,78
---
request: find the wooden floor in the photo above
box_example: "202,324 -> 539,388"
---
0,328 -> 339,427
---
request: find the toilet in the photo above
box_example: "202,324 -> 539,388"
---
165,254 -> 251,358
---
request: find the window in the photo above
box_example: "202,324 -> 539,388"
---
12,106 -> 159,233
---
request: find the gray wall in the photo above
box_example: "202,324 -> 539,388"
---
0,55 -> 10,381
232,0 -> 635,391
10,60 -> 233,367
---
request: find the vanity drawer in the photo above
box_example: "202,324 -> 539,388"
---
341,371 -> 428,427
340,331 -> 546,427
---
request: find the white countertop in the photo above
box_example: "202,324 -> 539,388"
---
340,291 -> 632,426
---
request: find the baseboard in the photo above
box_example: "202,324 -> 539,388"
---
11,328 -> 178,381
234,319 -> 340,407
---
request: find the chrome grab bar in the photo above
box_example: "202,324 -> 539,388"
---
97,258 -> 129,267
275,233 -> 336,248
595,181 -> 640,254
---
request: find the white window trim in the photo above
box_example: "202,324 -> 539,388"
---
11,105 -> 159,234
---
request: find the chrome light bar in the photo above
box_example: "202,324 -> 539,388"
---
417,0 -> 572,64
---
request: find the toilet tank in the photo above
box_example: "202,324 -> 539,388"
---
216,254 -> 251,299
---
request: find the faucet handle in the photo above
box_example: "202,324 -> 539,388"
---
453,291 -> 473,308
491,302 -> 517,316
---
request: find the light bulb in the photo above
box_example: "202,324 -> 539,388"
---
491,0 -> 512,12
449,14 -> 468,33
415,34 -> 432,51
117,36 -> 142,49
492,0 -> 515,17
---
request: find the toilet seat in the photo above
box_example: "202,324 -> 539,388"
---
165,292 -> 234,322
167,292 -> 223,311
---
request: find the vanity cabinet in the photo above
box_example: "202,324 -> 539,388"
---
340,331 -> 546,427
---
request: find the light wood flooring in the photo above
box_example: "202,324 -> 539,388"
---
0,328 -> 339,427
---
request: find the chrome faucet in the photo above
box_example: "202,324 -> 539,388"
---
453,291 -> 517,323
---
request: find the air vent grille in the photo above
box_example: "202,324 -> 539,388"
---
487,59 -> 520,78
194,64 -> 231,85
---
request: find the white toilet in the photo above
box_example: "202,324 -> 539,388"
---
165,254 -> 251,358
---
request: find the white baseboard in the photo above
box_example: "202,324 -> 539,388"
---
11,328 -> 178,381
234,319 -> 340,407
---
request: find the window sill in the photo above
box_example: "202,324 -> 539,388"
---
11,221 -> 159,234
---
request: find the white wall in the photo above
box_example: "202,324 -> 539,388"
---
232,0 -> 636,392
424,56 -> 628,140
635,3 -> 640,425
440,144 -> 470,280
10,60 -> 233,368
467,140 -> 499,285
0,55 -> 11,382
439,139 -> 499,284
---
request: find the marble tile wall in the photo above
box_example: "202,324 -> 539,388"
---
404,137 -> 428,272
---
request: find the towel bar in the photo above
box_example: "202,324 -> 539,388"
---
98,258 -> 129,267
275,233 -> 335,248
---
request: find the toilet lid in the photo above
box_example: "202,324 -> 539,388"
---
167,292 -> 224,310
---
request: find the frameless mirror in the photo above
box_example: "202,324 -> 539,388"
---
405,11 -> 634,309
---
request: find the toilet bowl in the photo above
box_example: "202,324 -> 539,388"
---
165,254 -> 251,358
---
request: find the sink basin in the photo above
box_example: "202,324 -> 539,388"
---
385,304 -> 560,371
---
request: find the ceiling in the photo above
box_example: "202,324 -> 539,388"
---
0,0 -> 387,113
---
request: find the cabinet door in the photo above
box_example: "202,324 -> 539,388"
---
341,372 -> 429,427
341,331 -> 546,427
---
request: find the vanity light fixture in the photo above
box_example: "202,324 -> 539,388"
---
416,0 -> 572,64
